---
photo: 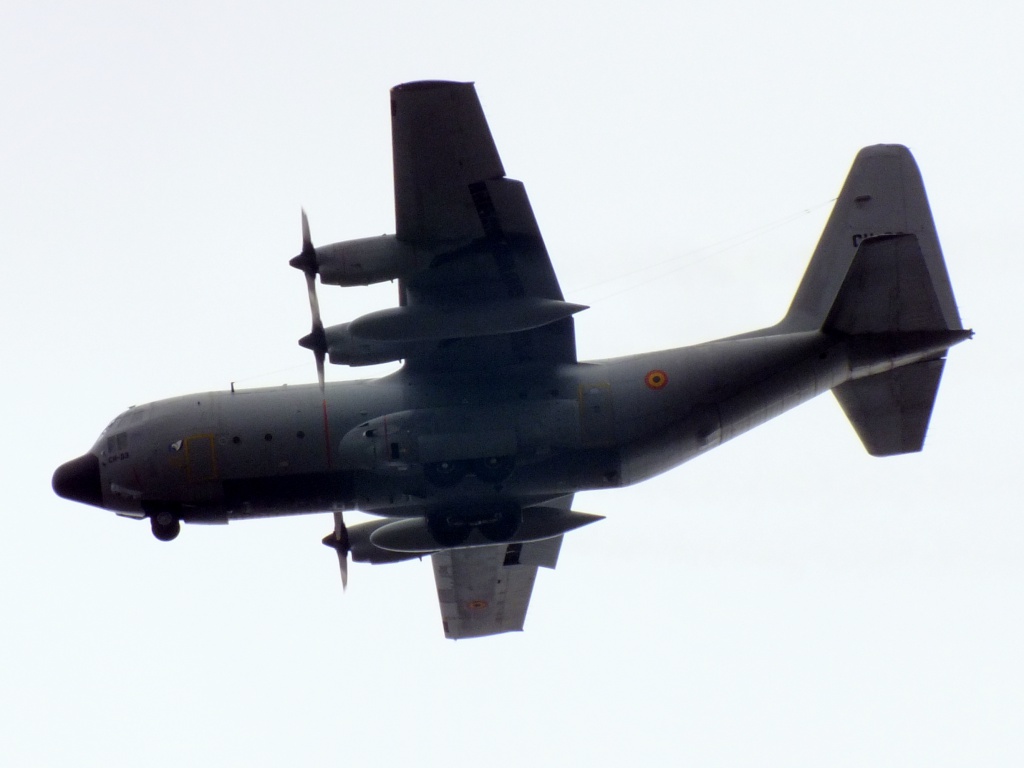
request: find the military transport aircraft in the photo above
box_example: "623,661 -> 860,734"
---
53,81 -> 970,639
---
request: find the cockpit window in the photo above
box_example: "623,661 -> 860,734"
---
106,432 -> 128,455
102,405 -> 148,436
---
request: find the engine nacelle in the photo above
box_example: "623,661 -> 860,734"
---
315,235 -> 427,286
320,296 -> 585,366
323,322 -> 424,367
343,518 -> 424,564
368,507 -> 605,553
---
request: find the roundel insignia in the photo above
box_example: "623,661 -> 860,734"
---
645,370 -> 668,389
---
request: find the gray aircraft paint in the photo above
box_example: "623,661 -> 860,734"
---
53,82 -> 970,638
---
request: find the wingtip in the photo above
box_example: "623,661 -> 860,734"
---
392,80 -> 473,94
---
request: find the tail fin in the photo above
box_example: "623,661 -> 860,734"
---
784,145 -> 968,455
823,233 -> 956,334
781,144 -> 962,333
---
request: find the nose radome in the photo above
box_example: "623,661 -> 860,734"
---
52,453 -> 103,508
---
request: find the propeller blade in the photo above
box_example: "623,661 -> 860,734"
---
315,350 -> 326,393
289,208 -> 318,275
301,208 -> 312,254
338,545 -> 349,591
321,512 -> 350,590
305,271 -> 324,339
304,270 -> 327,393
292,209 -> 328,393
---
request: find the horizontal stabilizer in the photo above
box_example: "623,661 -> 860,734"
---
833,358 -> 945,455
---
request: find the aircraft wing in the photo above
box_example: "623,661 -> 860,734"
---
389,81 -> 579,371
432,535 -> 564,639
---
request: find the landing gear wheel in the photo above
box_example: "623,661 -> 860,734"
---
426,511 -> 472,548
150,513 -> 181,542
473,456 -> 515,483
479,505 -> 523,543
424,460 -> 467,488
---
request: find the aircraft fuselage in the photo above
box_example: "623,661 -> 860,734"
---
59,327 -> 963,528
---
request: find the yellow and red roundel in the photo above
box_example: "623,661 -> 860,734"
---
645,370 -> 668,389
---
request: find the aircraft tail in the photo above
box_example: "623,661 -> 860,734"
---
780,144 -> 962,334
781,145 -> 968,455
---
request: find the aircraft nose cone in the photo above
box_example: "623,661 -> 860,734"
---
52,453 -> 103,508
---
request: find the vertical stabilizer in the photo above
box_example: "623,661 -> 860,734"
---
823,233 -> 954,334
780,145 -> 962,332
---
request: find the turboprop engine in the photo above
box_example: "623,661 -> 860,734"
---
289,214 -> 586,369
314,293 -> 586,367
319,321 -> 425,367
311,234 -> 428,286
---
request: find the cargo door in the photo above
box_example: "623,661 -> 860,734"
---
185,434 -> 218,483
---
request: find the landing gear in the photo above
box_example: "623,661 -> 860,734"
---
425,456 -> 515,486
150,516 -> 180,542
479,504 -> 522,542
424,460 -> 467,488
426,510 -> 472,547
146,505 -> 181,542
427,502 -> 523,547
473,456 -> 515,484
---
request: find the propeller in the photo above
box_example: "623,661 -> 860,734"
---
291,210 -> 333,469
290,209 -> 327,392
321,511 -> 350,590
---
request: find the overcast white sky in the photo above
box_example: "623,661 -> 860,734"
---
3,2 -> 1021,765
